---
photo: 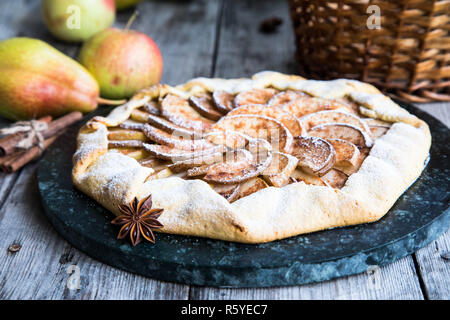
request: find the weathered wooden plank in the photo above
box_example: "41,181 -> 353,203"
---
414,230 -> 450,300
413,103 -> 450,128
134,0 -> 222,84
190,256 -> 423,300
214,0 -> 297,78
0,0 -> 222,300
0,164 -> 189,300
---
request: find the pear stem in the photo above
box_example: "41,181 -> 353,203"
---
125,11 -> 139,31
96,97 -> 128,106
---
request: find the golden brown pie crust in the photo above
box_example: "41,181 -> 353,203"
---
72,71 -> 431,243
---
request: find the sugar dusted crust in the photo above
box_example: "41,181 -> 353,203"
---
72,71 -> 431,243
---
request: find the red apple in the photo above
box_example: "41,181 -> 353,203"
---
78,27 -> 163,99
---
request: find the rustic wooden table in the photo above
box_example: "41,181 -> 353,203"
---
0,0 -> 448,300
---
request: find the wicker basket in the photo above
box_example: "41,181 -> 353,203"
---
289,0 -> 450,103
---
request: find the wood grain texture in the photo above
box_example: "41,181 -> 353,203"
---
0,0 -> 448,300
190,256 -> 424,300
0,164 -> 188,300
414,230 -> 450,300
213,0 -> 297,78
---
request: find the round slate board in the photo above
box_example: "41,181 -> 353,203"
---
37,103 -> 450,287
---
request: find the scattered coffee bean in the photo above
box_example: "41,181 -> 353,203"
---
8,243 -> 21,253
259,17 -> 283,33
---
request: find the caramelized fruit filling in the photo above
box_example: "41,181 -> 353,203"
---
106,89 -> 392,202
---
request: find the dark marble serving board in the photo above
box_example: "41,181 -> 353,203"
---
37,102 -> 450,287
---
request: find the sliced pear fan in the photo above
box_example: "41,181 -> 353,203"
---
160,94 -> 213,131
211,114 -> 293,153
290,136 -> 336,176
290,169 -> 327,186
267,90 -> 306,107
108,128 -> 146,141
196,149 -> 271,184
369,125 -> 390,139
321,169 -> 348,189
204,130 -> 250,149
143,101 -> 161,116
147,113 -> 203,139
327,138 -> 360,167
263,152 -> 298,187
143,143 -> 225,161
300,110 -> 370,133
108,140 -> 144,148
227,104 -> 305,136
282,97 -> 348,118
168,151 -> 224,172
211,183 -> 241,202
362,118 -> 392,127
234,88 -> 277,107
143,124 -> 215,151
235,177 -> 268,200
212,90 -> 235,113
334,147 -> 370,175
189,94 -> 223,121
308,123 -> 373,148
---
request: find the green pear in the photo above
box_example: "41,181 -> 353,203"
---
115,0 -> 142,10
0,38 -> 101,120
41,0 -> 116,42
79,27 -> 163,99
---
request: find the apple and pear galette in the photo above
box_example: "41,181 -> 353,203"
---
72,71 -> 431,244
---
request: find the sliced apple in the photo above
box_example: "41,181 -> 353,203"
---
235,177 -> 268,200
143,101 -> 161,116
147,113 -> 202,139
211,114 -> 293,153
143,124 -> 215,151
227,104 -> 305,136
290,136 -> 336,175
189,94 -> 223,121
282,97 -> 348,118
267,90 -> 306,107
234,88 -> 277,107
211,183 -> 241,202
143,143 -> 225,161
262,152 -> 298,187
212,90 -> 235,113
290,168 -> 327,186
327,138 -> 360,167
108,140 -> 144,148
160,94 -> 213,131
321,169 -> 348,189
300,110 -> 370,133
308,123 -> 373,148
369,125 -> 389,139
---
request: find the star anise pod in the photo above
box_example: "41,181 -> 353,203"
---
111,194 -> 164,246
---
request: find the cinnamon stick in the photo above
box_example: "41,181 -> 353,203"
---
0,116 -> 52,156
0,133 -> 61,173
0,112 -> 82,156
